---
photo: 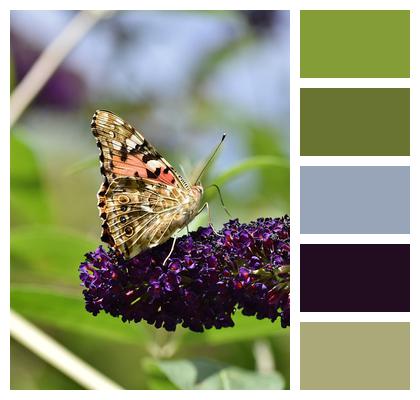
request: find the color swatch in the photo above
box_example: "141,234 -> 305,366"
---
300,166 -> 410,234
300,244 -> 410,312
300,88 -> 410,156
300,322 -> 410,389
299,8 -> 411,391
300,10 -> 410,78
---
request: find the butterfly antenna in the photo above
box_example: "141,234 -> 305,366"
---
194,133 -> 226,185
205,184 -> 232,217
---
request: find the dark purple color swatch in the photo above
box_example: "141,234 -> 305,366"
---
300,244 -> 410,312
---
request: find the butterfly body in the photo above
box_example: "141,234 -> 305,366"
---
91,110 -> 203,260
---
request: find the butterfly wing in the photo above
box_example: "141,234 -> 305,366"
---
91,110 -> 201,259
99,177 -> 188,259
91,110 -> 190,189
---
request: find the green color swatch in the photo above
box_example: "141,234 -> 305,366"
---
300,88 -> 410,156
301,10 -> 410,78
300,322 -> 410,389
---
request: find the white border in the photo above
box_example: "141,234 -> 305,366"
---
1,3 -> 11,397
300,156 -> 410,166
300,78 -> 411,88
289,6 -> 300,393
300,313 -> 411,323
300,234 -> 411,244
2,0 -> 419,11
409,6 -> 418,396
2,0 -> 419,398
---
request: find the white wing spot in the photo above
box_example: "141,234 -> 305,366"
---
126,138 -> 137,149
147,160 -> 162,169
130,134 -> 142,145
112,140 -> 122,150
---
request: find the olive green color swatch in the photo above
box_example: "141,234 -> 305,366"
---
300,322 -> 410,389
300,10 -> 410,78
300,88 -> 410,156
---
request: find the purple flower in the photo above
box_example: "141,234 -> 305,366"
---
79,216 -> 290,332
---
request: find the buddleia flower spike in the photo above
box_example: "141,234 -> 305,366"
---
79,216 -> 290,332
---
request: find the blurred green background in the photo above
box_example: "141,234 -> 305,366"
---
10,10 -> 290,389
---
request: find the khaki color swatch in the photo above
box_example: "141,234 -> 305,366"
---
300,322 -> 410,389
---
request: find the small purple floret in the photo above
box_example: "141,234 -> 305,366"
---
79,216 -> 290,332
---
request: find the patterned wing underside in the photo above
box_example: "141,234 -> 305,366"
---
98,177 -> 185,259
91,110 -> 190,189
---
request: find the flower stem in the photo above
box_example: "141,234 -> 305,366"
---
10,310 -> 122,389
10,10 -> 110,127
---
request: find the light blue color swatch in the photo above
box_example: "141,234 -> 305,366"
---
300,166 -> 410,234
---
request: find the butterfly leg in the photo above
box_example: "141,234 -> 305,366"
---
163,235 -> 177,266
197,202 -> 223,237
205,184 -> 232,217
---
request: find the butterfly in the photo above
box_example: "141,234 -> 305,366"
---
91,110 -> 223,260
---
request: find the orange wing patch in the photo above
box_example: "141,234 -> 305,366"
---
111,154 -> 177,184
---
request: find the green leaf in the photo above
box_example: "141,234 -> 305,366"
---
203,312 -> 289,344
205,155 -> 288,199
155,358 -> 225,389
155,358 -> 285,389
11,286 -> 147,345
11,133 -> 51,225
158,359 -> 201,389
185,312 -> 288,345
141,357 -> 178,389
145,378 -> 178,390
247,125 -> 290,206
10,133 -> 45,193
11,225 -> 98,286
197,367 -> 285,390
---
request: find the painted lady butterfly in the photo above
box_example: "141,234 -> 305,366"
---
91,110 -> 215,260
